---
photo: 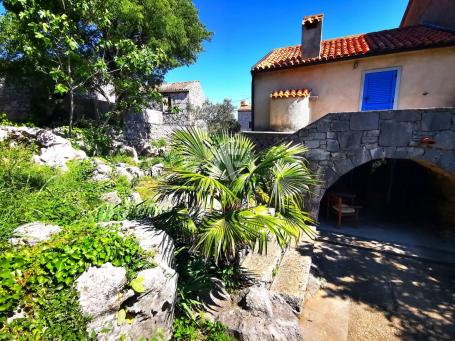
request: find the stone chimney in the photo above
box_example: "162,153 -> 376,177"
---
301,14 -> 324,59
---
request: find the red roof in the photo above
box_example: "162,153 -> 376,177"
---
252,25 -> 455,72
270,89 -> 311,99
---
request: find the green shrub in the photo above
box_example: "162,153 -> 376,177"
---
0,142 -> 135,243
0,223 -> 151,338
173,317 -> 232,341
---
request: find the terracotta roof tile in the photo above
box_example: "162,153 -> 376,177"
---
270,89 -> 311,99
158,81 -> 200,92
252,25 -> 455,72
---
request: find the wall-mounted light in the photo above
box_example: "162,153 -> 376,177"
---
421,136 -> 435,145
353,61 -> 359,69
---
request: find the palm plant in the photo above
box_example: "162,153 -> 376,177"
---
153,128 -> 316,263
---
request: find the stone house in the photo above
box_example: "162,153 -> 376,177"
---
124,81 -> 206,146
246,0 -> 455,228
251,2 -> 455,132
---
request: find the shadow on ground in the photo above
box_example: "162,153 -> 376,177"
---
312,238 -> 455,340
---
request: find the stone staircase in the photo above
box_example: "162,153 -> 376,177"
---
240,228 -> 317,312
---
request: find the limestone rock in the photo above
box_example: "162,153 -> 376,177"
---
115,220 -> 175,269
36,130 -> 70,148
0,126 -> 41,142
32,144 -> 87,170
9,222 -> 61,246
150,163 -> 164,177
101,191 -> 122,205
114,163 -> 143,182
76,223 -> 178,341
117,145 -> 139,163
92,160 -> 113,181
217,287 -> 304,341
76,263 -> 128,319
138,144 -> 165,157
128,192 -> 143,205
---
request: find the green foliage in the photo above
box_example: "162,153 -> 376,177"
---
0,0 -> 211,129
188,99 -> 240,134
0,222 -> 150,337
64,123 -> 115,157
0,143 -> 120,242
152,129 -> 317,263
173,317 -> 232,341
0,112 -> 35,127
150,138 -> 167,148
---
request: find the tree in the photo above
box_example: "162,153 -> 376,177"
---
153,129 -> 316,263
187,99 -> 240,133
0,0 -> 211,133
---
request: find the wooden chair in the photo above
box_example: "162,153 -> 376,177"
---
326,194 -> 361,227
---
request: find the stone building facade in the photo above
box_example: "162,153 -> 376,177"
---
124,81 -> 206,146
244,107 -> 455,223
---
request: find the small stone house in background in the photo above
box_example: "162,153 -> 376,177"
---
237,100 -> 252,131
124,80 -> 206,146
158,81 -> 205,115
251,0 -> 455,132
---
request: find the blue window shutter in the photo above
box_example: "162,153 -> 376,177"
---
362,70 -> 398,111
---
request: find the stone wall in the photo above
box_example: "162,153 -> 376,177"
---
242,131 -> 293,151
247,108 -> 455,217
124,110 -> 206,147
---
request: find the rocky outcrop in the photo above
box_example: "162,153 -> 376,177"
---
217,287 -> 304,341
76,220 -> 177,340
9,222 -> 61,246
0,126 -> 87,170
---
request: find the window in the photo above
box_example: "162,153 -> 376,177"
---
163,96 -> 172,113
361,68 -> 399,111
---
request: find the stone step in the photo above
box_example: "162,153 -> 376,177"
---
240,239 -> 284,286
270,235 -> 314,312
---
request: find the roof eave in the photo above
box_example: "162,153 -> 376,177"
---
251,42 -> 455,74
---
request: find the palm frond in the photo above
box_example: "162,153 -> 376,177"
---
171,128 -> 212,169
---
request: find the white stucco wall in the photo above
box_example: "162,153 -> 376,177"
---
253,47 -> 455,131
269,97 -> 310,132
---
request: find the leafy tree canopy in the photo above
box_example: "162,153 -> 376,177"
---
0,0 -> 211,129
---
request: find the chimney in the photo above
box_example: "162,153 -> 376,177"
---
301,14 -> 323,59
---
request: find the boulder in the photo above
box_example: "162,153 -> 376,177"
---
92,160 -> 113,181
111,220 -> 175,269
217,287 -> 304,341
139,144 -> 165,157
116,145 -> 139,163
76,222 -> 177,340
0,126 -> 87,170
150,163 -> 164,177
77,263 -> 128,319
9,222 -> 61,246
33,144 -> 87,170
128,192 -> 143,205
36,130 -> 70,148
114,163 -> 143,182
0,126 -> 41,142
101,191 -> 122,205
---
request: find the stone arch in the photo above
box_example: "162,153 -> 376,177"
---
310,150 -> 455,218
281,108 -> 455,218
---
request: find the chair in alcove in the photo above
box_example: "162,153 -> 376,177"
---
326,194 -> 361,227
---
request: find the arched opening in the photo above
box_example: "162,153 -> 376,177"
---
319,158 -> 455,247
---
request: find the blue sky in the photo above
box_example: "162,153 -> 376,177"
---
166,0 -> 409,106
0,1 -> 409,107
